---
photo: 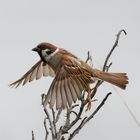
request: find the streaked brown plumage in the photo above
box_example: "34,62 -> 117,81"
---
10,42 -> 128,110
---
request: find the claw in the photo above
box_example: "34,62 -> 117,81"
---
86,100 -> 92,111
85,88 -> 94,111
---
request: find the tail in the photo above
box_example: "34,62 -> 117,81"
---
94,70 -> 128,89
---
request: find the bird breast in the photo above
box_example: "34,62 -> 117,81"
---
47,53 -> 62,71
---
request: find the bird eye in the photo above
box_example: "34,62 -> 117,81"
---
46,50 -> 52,55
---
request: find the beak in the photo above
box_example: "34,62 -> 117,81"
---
32,47 -> 40,52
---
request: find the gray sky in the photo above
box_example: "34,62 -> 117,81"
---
0,0 -> 140,140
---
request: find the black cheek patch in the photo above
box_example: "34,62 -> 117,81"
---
46,50 -> 52,55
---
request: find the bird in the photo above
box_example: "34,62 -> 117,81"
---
10,42 -> 128,110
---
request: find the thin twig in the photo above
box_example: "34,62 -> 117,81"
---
71,104 -> 79,109
68,117 -> 87,140
52,108 -> 57,136
44,118 -> 49,140
32,131 -> 35,140
70,111 -> 78,117
62,107 -> 72,133
85,92 -> 112,122
103,29 -> 126,71
61,101 -> 85,134
68,92 -> 112,140
114,87 -> 140,128
91,29 -> 127,99
44,107 -> 55,139
85,51 -> 92,63
56,108 -> 62,123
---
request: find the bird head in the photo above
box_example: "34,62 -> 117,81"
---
32,42 -> 58,62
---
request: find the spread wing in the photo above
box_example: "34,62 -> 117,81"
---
9,60 -> 55,88
43,59 -> 93,109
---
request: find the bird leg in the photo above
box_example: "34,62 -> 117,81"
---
86,88 -> 94,111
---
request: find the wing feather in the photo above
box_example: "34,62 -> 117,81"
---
43,64 -> 49,76
48,66 -> 55,77
49,81 -> 57,108
63,78 -> 73,107
36,63 -> 42,80
23,73 -> 31,85
29,66 -> 38,82
64,79 -> 73,107
9,60 -> 55,87
70,77 -> 82,99
56,81 -> 62,109
60,79 -> 67,109
68,78 -> 78,102
73,77 -> 84,92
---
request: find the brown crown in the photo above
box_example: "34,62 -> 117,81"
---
37,42 -> 57,51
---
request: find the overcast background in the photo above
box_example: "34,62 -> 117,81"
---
0,0 -> 140,140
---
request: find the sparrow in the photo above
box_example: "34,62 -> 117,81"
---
10,42 -> 128,110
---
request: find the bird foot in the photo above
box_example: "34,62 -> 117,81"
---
85,88 -> 94,111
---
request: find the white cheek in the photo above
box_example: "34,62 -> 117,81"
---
41,48 -> 59,62
41,50 -> 51,62
41,50 -> 47,57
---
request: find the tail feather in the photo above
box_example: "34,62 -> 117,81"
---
94,70 -> 128,89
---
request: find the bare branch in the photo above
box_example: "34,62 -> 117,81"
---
68,117 -> 87,140
55,108 -> 62,123
71,104 -> 79,109
44,118 -> 49,140
85,92 -> 112,122
61,101 -> 86,135
70,111 -> 78,117
91,29 -> 127,99
62,107 -> 72,133
52,108 -> 57,136
44,107 -> 55,139
32,131 -> 35,140
102,29 -> 126,72
68,92 -> 112,140
85,51 -> 92,63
